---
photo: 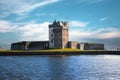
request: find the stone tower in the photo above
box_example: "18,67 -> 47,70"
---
49,20 -> 69,48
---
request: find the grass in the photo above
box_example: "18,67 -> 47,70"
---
0,49 -> 118,56
0,48 -> 107,52
31,48 -> 81,52
0,50 -> 23,52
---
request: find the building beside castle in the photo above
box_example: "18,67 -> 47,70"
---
11,20 -> 104,50
11,41 -> 49,50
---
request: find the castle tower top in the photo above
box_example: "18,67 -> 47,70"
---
49,20 -> 68,28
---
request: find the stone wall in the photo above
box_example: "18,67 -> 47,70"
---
79,43 -> 104,50
67,41 -> 78,49
11,41 -> 49,50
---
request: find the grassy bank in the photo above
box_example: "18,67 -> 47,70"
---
0,48 -> 119,56
0,48 -> 106,52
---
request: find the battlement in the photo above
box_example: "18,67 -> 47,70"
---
49,20 -> 68,28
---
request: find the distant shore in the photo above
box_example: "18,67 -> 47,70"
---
0,50 -> 120,56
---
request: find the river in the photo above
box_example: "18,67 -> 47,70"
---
0,55 -> 120,80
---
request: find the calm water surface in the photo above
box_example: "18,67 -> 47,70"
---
0,55 -> 120,80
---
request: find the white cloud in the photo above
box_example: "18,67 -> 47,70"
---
0,20 -> 50,41
18,22 -> 50,41
15,0 -> 60,14
95,28 -> 120,39
0,0 -> 60,15
69,27 -> 120,41
0,20 -> 16,32
69,20 -> 89,27
100,18 -> 108,21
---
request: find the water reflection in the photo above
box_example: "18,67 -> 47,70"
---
103,55 -> 120,60
0,55 -> 120,80
47,56 -> 68,80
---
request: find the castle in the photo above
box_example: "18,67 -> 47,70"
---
11,20 -> 104,50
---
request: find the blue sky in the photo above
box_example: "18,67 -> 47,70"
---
0,0 -> 120,50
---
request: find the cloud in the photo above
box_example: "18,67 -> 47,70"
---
100,18 -> 108,21
0,20 -> 50,40
69,27 -> 120,41
0,0 -> 60,16
18,22 -> 50,41
15,0 -> 60,14
69,20 -> 89,27
0,20 -> 16,32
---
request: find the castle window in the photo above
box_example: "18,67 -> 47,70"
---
51,34 -> 53,37
59,40 -> 61,43
51,39 -> 54,43
53,29 -> 55,32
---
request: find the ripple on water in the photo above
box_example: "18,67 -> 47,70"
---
0,55 -> 120,80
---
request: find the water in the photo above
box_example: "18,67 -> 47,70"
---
0,55 -> 120,80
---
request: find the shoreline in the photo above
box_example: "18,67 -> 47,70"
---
0,51 -> 120,56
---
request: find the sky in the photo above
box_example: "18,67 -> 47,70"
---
0,0 -> 120,50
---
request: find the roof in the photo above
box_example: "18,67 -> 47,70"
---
79,42 -> 104,45
11,41 -> 49,45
